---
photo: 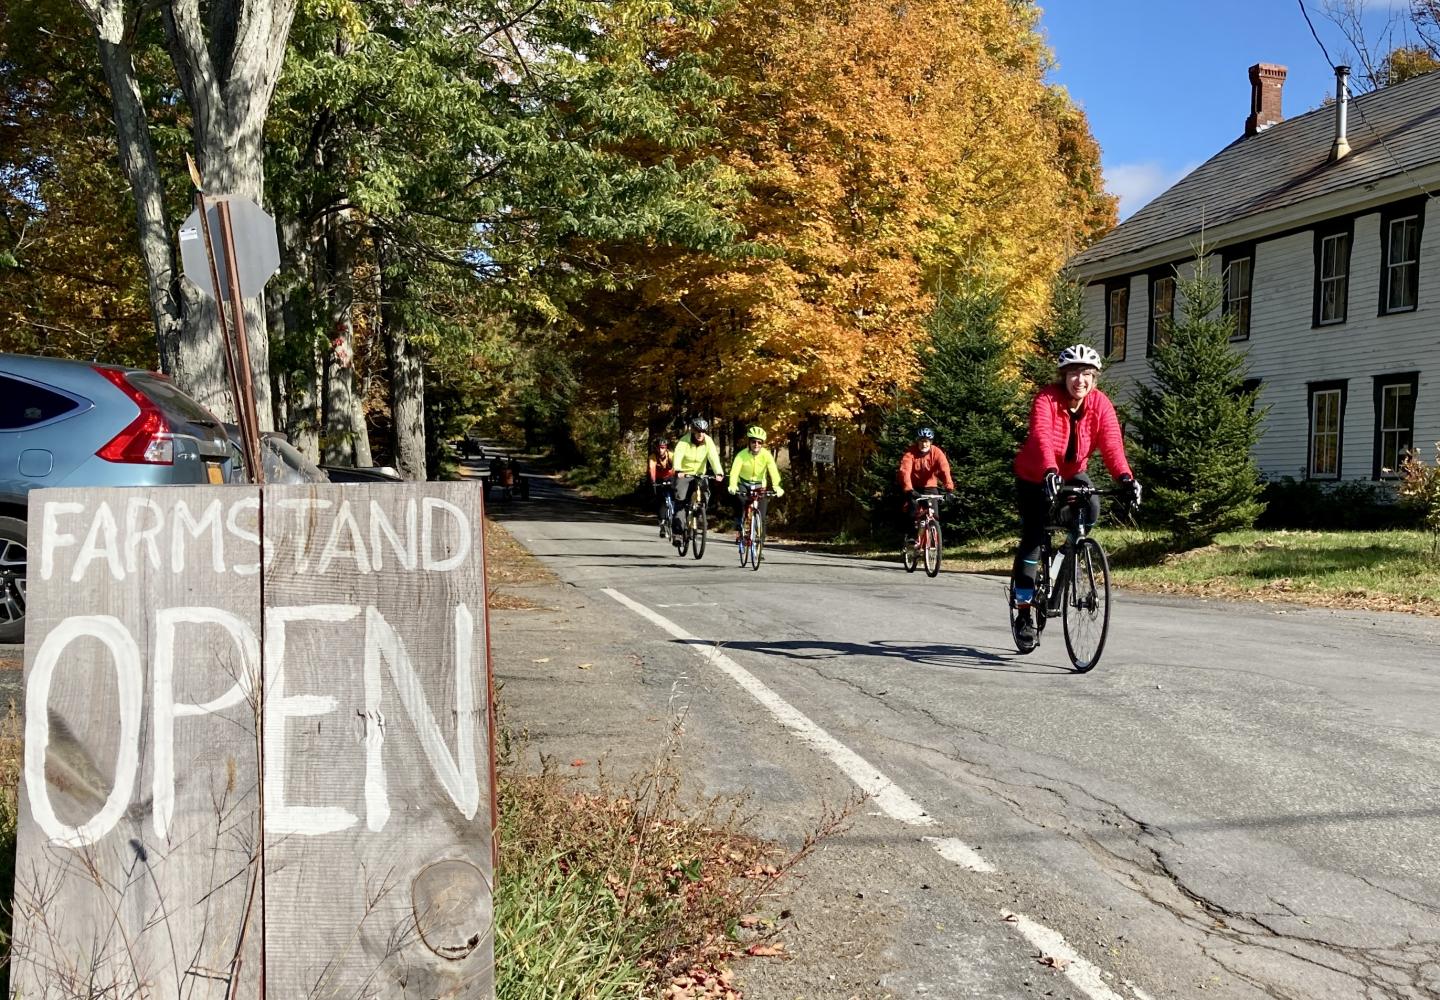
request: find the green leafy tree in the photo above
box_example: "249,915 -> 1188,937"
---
1130,257 -> 1267,547
865,285 -> 1027,542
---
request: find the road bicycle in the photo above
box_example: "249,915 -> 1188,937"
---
737,484 -> 769,570
656,483 -> 676,542
902,491 -> 949,578
1007,484 -> 1121,672
674,474 -> 717,560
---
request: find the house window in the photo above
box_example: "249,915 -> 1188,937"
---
1307,380 -> 1347,479
1223,250 -> 1252,340
1373,372 -> 1419,478
1105,280 -> 1128,362
1384,215 -> 1420,312
1379,198 -> 1425,315
1315,229 -> 1350,325
1148,273 -> 1175,355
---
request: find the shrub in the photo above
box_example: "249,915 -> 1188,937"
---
1256,476 -> 1414,530
1399,444 -> 1440,545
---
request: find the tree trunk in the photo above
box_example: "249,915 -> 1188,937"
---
381,258 -> 426,481
78,0 -> 297,425
320,212 -> 371,466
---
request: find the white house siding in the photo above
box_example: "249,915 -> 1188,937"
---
1082,202 -> 1436,483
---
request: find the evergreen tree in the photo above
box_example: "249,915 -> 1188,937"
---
865,286 -> 1027,542
1130,258 -> 1267,547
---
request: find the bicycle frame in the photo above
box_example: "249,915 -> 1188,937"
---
1035,487 -> 1102,619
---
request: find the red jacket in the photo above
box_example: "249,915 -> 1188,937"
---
898,444 -> 955,490
1014,384 -> 1132,483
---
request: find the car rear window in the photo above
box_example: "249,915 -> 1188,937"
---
125,372 -> 223,428
0,374 -> 83,429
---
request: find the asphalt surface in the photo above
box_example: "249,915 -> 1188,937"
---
489,465 -> 1440,1000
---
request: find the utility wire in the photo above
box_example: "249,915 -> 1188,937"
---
1296,0 -> 1434,201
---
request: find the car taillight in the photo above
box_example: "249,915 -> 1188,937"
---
93,366 -> 175,464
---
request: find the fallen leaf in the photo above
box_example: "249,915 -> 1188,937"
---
570,758 -> 586,767
1001,912 -> 1019,923
532,657 -> 550,663
1038,954 -> 1071,971
577,662 -> 593,670
745,943 -> 786,957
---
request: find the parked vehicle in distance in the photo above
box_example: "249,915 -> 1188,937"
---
321,465 -> 406,484
224,425 -> 329,485
0,352 -> 233,641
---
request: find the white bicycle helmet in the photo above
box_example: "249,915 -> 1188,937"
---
1057,344 -> 1103,371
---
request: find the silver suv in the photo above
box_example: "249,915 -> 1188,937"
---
0,352 -> 232,641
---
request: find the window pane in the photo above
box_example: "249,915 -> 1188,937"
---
1310,389 -> 1341,477
0,375 -> 82,429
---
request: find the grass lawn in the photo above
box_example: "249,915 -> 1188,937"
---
818,528 -> 1440,615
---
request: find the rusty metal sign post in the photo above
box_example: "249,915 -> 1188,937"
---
179,156 -> 278,484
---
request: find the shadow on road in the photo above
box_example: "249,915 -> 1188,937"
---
681,638 -> 1077,676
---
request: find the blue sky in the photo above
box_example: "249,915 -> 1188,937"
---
1039,0 -> 1417,219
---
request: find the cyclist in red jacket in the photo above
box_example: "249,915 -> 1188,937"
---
898,426 -> 955,546
1011,345 -> 1140,652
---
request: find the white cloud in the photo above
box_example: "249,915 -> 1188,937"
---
1105,161 -> 1199,220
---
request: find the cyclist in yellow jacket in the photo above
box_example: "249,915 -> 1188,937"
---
671,417 -> 725,536
728,425 -> 784,540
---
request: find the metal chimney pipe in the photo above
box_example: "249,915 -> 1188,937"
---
1331,65 -> 1351,161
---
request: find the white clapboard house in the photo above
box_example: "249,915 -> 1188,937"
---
1070,64 -> 1438,483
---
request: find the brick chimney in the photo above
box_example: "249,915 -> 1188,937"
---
1245,63 -> 1287,136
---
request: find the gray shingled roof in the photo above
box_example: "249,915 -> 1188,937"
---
1071,68 -> 1440,270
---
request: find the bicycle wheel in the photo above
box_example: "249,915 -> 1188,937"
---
692,504 -> 707,560
678,508 -> 691,556
922,520 -> 942,577
751,509 -> 765,571
739,509 -> 753,567
1063,537 -> 1111,673
901,529 -> 918,573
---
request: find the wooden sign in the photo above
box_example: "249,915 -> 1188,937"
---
10,483 -> 495,998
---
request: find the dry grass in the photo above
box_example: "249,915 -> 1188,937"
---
495,725 -> 853,999
1,703 -> 20,996
486,518 -> 558,611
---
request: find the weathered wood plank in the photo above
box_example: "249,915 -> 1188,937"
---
260,482 -> 493,998
12,486 -> 264,998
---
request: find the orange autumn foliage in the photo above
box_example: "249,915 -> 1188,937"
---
574,0 -> 1114,437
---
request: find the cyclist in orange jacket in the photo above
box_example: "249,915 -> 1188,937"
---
897,427 -> 954,546
648,438 -> 676,536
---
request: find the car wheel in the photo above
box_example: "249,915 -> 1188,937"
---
0,515 -> 27,643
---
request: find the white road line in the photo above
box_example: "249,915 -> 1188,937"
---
923,836 -> 995,873
604,587 -> 933,826
1002,911 -> 1128,1000
604,589 -> 1143,1000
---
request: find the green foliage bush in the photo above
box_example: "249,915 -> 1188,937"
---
566,408 -> 646,500
1255,476 -> 1415,530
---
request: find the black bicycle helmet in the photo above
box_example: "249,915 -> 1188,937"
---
916,426 -> 935,441
690,417 -> 710,432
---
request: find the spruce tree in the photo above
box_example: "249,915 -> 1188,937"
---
865,286 -> 1027,542
1131,258 -> 1267,547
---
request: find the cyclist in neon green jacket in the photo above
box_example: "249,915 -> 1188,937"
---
728,425 -> 784,540
671,417 -> 725,536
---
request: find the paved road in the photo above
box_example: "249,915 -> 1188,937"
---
490,466 -> 1440,1000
